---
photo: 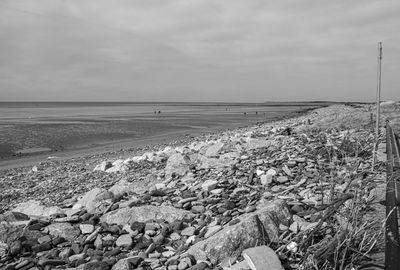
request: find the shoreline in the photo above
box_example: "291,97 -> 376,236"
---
0,109 -> 307,170
0,103 -> 396,269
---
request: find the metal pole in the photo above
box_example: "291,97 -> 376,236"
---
372,42 -> 383,170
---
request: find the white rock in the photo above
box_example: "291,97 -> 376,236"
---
260,175 -> 273,186
266,169 -> 277,176
202,180 -> 218,191
256,169 -> 265,176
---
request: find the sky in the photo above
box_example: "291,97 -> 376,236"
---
0,0 -> 399,102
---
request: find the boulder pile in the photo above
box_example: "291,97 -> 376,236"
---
0,105 -> 388,269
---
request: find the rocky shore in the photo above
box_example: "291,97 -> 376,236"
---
1,104 -> 397,270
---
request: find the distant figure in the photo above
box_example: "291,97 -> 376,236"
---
158,110 -> 161,114
225,107 -> 228,111
154,111 -> 157,114
255,111 -> 258,115
244,112 -> 247,115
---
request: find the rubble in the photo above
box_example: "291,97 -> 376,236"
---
0,104 -> 392,269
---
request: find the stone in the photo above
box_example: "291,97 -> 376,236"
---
115,234 -> 133,248
244,138 -> 272,150
242,246 -> 284,270
94,161 -> 112,171
111,258 -> 132,270
0,242 -> 8,258
188,200 -> 290,263
196,153 -> 238,170
181,227 -> 196,236
82,261 -> 110,270
266,169 -> 277,177
73,188 -> 113,214
101,206 -> 194,225
46,223 -> 80,241
165,153 -> 191,179
276,176 -> 289,184
9,240 -> 22,256
225,260 -> 250,270
205,142 -> 224,157
13,200 -> 64,218
80,224 -> 95,234
106,160 -> 128,173
201,180 -> 218,191
260,175 -> 273,186
204,225 -> 222,239
109,180 -> 136,197
170,232 -> 181,241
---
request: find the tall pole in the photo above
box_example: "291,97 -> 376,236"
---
372,42 -> 383,170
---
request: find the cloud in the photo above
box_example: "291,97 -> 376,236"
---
0,0 -> 400,101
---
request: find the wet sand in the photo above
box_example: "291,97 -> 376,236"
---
0,103 -> 321,169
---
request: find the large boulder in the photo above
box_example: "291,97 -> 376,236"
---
188,200 -> 290,263
164,153 -> 191,179
204,142 -> 225,157
73,188 -> 113,214
101,206 -> 194,225
13,200 -> 64,218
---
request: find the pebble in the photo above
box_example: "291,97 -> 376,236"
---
181,226 -> 196,236
80,224 -> 95,234
115,234 -> 133,248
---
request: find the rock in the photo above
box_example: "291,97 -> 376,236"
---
0,242 -> 8,258
165,153 -> 191,179
242,246 -> 284,270
266,169 -> 277,177
181,227 -> 196,236
201,180 -> 218,191
46,223 -> 80,241
9,240 -> 22,256
109,180 -> 136,197
205,142 -> 225,157
225,260 -> 250,270
106,160 -> 128,173
115,234 -> 133,248
73,188 -> 113,214
188,200 -> 290,263
13,200 -> 64,218
196,153 -> 238,170
80,224 -> 95,234
170,232 -> 181,241
190,262 -> 208,270
204,225 -> 222,239
111,258 -> 132,270
260,175 -> 273,186
82,261 -> 110,270
276,176 -> 289,184
0,212 -> 30,225
101,206 -> 194,225
93,161 -> 112,172
244,138 -> 272,150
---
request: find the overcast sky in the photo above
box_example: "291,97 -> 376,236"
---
0,0 -> 399,102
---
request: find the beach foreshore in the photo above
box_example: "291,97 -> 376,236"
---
0,103 -> 398,269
